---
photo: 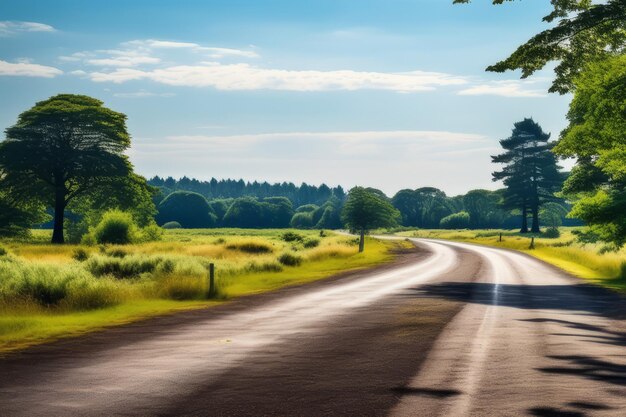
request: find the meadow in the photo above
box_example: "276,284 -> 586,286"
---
0,228 -> 410,353
393,228 -> 626,291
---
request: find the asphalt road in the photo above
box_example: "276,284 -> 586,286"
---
1,239 -> 625,417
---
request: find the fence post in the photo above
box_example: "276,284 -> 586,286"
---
529,237 -> 535,250
208,263 -> 215,298
499,232 -> 502,242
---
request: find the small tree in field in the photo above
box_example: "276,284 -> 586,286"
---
341,187 -> 400,252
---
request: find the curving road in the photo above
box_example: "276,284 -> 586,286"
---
1,239 -> 625,416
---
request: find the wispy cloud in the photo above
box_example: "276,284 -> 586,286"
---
0,21 -> 56,35
457,80 -> 546,98
113,90 -> 175,98
127,39 -> 259,59
0,59 -> 62,77
87,64 -> 468,92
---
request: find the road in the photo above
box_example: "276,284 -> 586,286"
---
1,239 -> 625,416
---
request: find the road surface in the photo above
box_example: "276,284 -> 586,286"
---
1,239 -> 625,416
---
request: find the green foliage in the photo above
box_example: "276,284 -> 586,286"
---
391,187 -> 456,228
222,197 -> 294,228
439,211 -> 470,229
0,94 -> 146,244
91,210 -> 138,245
157,191 -> 216,228
226,241 -> 273,254
277,252 -> 303,267
282,231 -> 304,242
342,187 -> 400,232
544,227 -> 561,239
295,204 -> 319,213
72,248 -> 90,262
0,192 -> 48,238
303,238 -> 320,248
540,202 -> 569,228
463,189 -> 507,228
162,221 -> 182,229
556,55 -> 626,247
140,224 -> 164,242
290,212 -> 314,229
454,1 -> 626,94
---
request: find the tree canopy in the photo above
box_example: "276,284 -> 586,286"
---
342,187 -> 400,252
0,94 -> 151,243
555,55 -> 626,247
492,118 -> 563,233
454,0 -> 626,93
156,191 -> 217,228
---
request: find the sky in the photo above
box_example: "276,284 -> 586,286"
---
0,0 -> 571,196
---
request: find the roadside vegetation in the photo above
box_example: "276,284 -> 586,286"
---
393,227 -> 626,292
0,228 -> 408,353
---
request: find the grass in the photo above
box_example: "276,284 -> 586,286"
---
393,227 -> 626,292
0,229 -> 408,353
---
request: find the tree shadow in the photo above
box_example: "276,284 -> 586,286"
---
409,282 -> 626,318
390,386 -> 461,398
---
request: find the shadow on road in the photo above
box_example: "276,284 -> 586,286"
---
390,386 -> 461,398
407,282 -> 626,318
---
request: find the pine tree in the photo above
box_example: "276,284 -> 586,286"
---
492,119 -> 563,233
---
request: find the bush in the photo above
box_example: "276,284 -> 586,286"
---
277,252 -> 303,267
226,241 -> 273,254
543,227 -> 561,238
303,238 -> 320,248
282,231 -> 304,242
106,248 -> 127,258
0,246 -> 8,257
72,248 -> 90,262
92,210 -> 138,245
439,211 -> 470,229
157,191 -> 217,228
290,212 -> 314,229
245,261 -> 283,273
162,221 -> 182,229
141,224 -> 164,242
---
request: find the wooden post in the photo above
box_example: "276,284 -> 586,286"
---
208,263 -> 215,297
529,237 -> 535,250
499,232 -> 502,242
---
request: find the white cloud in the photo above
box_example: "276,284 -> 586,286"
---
0,21 -> 56,35
126,39 -> 259,58
0,59 -> 62,77
86,56 -> 161,67
113,90 -> 175,98
457,80 -> 546,98
87,63 -> 468,92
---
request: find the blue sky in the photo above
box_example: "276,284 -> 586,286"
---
0,0 -> 570,195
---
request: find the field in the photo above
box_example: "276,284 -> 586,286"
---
393,228 -> 626,291
0,229 -> 410,353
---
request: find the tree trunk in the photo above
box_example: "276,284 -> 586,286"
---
359,229 -> 365,253
531,204 -> 540,233
51,187 -> 66,244
520,203 -> 529,234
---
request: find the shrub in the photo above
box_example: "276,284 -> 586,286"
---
85,255 -> 159,279
543,227 -> 561,238
0,246 -> 8,257
141,224 -> 164,242
81,233 -> 97,246
303,238 -> 320,248
226,241 -> 273,254
439,211 -> 470,229
106,248 -> 127,258
92,210 -> 138,245
162,221 -> 182,229
277,252 -> 303,267
282,231 -> 304,242
157,191 -> 217,228
290,212 -> 314,229
72,248 -> 90,262
158,275 -> 206,300
245,261 -> 283,273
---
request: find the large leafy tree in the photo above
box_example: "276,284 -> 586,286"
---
492,119 -> 563,233
555,55 -> 626,247
342,187 -> 400,252
0,94 -> 146,243
454,0 -> 626,93
157,191 -> 217,228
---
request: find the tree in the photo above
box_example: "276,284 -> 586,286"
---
555,55 -> 626,247
463,189 -> 505,228
454,0 -> 626,94
492,119 -> 563,233
0,94 -> 137,243
157,191 -> 216,228
0,192 -> 48,237
440,211 -> 470,229
341,187 -> 400,252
